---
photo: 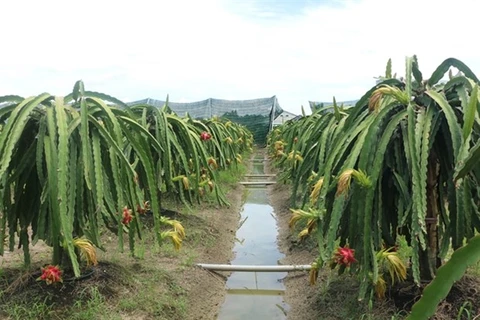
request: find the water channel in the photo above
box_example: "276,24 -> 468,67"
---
218,155 -> 289,319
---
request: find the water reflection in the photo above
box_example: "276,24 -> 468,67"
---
218,158 -> 288,320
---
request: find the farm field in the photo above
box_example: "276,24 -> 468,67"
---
1,55 -> 480,319
2,152 -> 479,320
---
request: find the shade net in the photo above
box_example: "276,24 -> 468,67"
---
128,97 -> 283,144
309,100 -> 358,113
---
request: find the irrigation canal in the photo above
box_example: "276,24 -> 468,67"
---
217,152 -> 289,319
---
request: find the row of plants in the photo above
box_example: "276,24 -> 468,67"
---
268,56 -> 480,318
0,81 -> 253,281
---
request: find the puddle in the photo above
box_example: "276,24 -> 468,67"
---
217,157 -> 289,320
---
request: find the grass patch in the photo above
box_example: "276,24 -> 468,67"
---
0,297 -> 54,320
0,260 -> 189,320
216,162 -> 248,186
68,287 -> 115,320
116,266 -> 187,318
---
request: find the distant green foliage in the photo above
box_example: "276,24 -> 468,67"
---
221,110 -> 270,144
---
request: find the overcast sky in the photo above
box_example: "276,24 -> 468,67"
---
1,0 -> 479,115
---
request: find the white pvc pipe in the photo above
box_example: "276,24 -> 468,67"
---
196,264 -> 311,272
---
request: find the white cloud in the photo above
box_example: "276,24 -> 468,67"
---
1,0 -> 479,115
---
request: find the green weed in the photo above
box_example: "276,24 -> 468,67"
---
1,297 -> 53,320
69,287 -> 113,320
